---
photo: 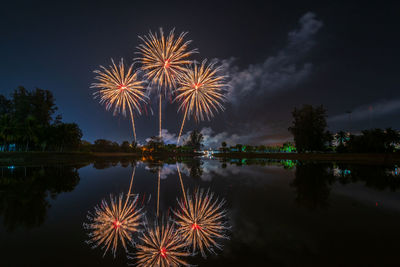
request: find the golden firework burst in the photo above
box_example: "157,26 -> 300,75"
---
135,220 -> 190,266
174,60 -> 227,143
173,189 -> 228,257
136,28 -> 197,90
85,193 -> 143,257
91,58 -> 148,141
136,28 -> 197,138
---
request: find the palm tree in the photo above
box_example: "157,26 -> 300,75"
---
221,141 -> 227,152
335,131 -> 348,146
384,128 -> 400,152
0,114 -> 15,151
21,115 -> 38,151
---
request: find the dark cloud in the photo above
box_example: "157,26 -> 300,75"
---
223,12 -> 323,104
330,99 -> 400,123
197,12 -> 323,147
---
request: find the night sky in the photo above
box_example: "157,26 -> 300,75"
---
1,1 -> 399,147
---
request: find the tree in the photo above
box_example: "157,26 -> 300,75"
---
0,114 -> 15,151
258,145 -> 266,152
21,115 -> 38,151
93,139 -> 113,152
220,141 -> 227,152
282,142 -> 296,152
54,123 -> 82,152
384,128 -> 400,152
80,140 -> 93,152
146,136 -> 164,152
235,144 -> 243,152
0,95 -> 12,116
30,88 -> 57,126
185,130 -> 204,150
0,88 -> 82,152
245,145 -> 254,152
120,141 -> 132,153
288,105 -> 331,152
335,131 -> 348,146
291,163 -> 335,210
346,128 -> 400,153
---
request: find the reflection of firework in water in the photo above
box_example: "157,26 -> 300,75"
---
174,60 -> 227,143
135,220 -> 190,266
173,189 -> 228,257
91,58 -> 148,141
85,194 -> 143,257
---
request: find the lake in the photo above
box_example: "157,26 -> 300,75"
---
1,157 -> 400,266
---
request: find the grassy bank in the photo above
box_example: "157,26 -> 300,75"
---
214,152 -> 400,165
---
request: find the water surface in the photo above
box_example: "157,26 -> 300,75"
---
1,158 -> 400,266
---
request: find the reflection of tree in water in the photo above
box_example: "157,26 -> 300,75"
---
291,163 -> 335,210
337,164 -> 400,191
92,159 -> 136,169
292,163 -> 400,210
0,165 -> 81,231
184,158 -> 203,179
225,158 -> 298,169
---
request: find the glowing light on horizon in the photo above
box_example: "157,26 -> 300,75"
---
173,188 -> 229,257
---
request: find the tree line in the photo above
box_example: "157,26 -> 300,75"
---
218,142 -> 296,153
289,104 -> 400,153
0,86 -> 205,154
0,87 -> 82,152
76,130 -> 205,153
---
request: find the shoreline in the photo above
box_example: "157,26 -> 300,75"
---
214,152 -> 400,164
0,151 -> 200,166
1,151 -> 400,165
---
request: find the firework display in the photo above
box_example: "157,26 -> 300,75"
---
174,60 -> 227,143
136,28 -> 196,90
135,220 -> 190,267
91,58 -> 148,141
84,193 -> 143,257
136,28 -> 197,138
88,28 -> 231,265
173,189 -> 228,257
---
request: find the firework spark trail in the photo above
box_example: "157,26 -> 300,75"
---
136,28 -> 197,139
173,188 -> 229,258
91,58 -> 148,142
159,94 -> 162,138
84,167 -> 143,257
176,163 -> 188,207
135,220 -> 190,267
157,169 -> 161,217
174,60 -> 228,144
